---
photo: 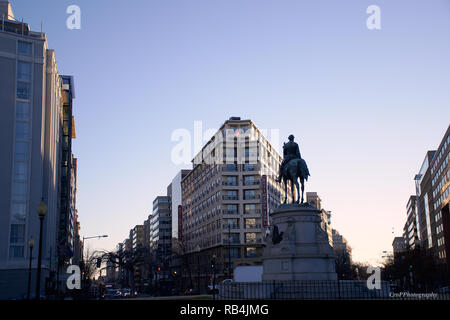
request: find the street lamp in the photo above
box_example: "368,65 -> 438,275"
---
81,235 -> 108,294
36,200 -> 47,300
195,245 -> 201,293
212,254 -> 217,300
27,238 -> 35,300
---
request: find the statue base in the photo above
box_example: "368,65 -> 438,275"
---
262,203 -> 338,281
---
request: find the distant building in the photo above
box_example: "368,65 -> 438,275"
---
392,237 -> 407,257
306,192 -> 322,210
151,196 -> 171,280
332,229 -> 352,265
168,170 -> 191,245
403,196 -> 420,250
131,225 -> 144,291
411,125 -> 449,271
181,117 -> 287,289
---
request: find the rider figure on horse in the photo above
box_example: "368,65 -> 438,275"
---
275,135 -> 301,183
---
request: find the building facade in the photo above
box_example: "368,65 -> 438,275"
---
0,2 -> 78,299
180,117 -> 287,288
151,196 -> 172,281
403,196 -> 419,251
412,125 -> 450,273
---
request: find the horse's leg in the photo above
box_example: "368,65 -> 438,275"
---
294,178 -> 300,204
291,178 -> 295,204
300,178 -> 305,203
283,178 -> 287,204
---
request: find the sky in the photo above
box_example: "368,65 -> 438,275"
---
10,0 -> 450,265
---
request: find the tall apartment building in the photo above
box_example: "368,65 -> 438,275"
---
57,75 -> 77,270
130,225 -> 144,291
412,125 -> 450,271
403,196 -> 419,250
0,2 -> 77,299
151,196 -> 172,280
168,170 -> 192,246
180,117 -> 287,286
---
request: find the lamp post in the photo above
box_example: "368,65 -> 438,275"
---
228,224 -> 232,278
36,200 -> 47,300
195,245 -> 201,293
212,254 -> 216,300
27,238 -> 35,300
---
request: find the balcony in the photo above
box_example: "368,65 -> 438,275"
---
223,181 -> 238,186
223,210 -> 239,215
245,224 -> 261,229
224,239 -> 241,245
244,180 -> 260,186
243,209 -> 261,215
245,238 -> 262,244
243,164 -> 259,172
223,195 -> 239,200
223,164 -> 238,172
223,224 -> 239,230
243,195 -> 260,201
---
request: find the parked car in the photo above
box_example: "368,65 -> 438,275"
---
121,288 -> 132,297
208,279 -> 233,294
184,288 -> 200,296
103,288 -> 117,300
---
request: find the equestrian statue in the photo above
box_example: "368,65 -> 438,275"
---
275,135 -> 310,204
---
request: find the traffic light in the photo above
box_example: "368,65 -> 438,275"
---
96,257 -> 102,268
157,267 -> 161,272
409,265 -> 413,271
211,260 -> 216,269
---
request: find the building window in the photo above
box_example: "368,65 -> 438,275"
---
9,245 -> 24,258
245,233 -> 257,244
10,224 -> 25,243
226,233 -> 240,244
224,218 -> 239,229
12,182 -> 27,201
10,203 -> 27,223
244,204 -> 258,214
245,218 -> 259,229
15,122 -> 29,140
228,248 -> 241,259
225,204 -> 238,215
16,101 -> 30,120
17,61 -> 31,81
16,82 -> 30,100
18,41 -> 32,55
14,142 -> 29,161
244,190 -> 258,200
245,247 -> 258,258
13,161 -> 28,181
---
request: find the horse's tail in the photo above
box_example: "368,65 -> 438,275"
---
298,158 -> 310,181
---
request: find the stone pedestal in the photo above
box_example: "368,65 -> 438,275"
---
262,203 -> 337,281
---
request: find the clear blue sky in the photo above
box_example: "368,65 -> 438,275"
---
11,0 -> 450,265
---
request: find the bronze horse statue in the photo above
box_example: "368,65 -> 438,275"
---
281,158 -> 310,204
